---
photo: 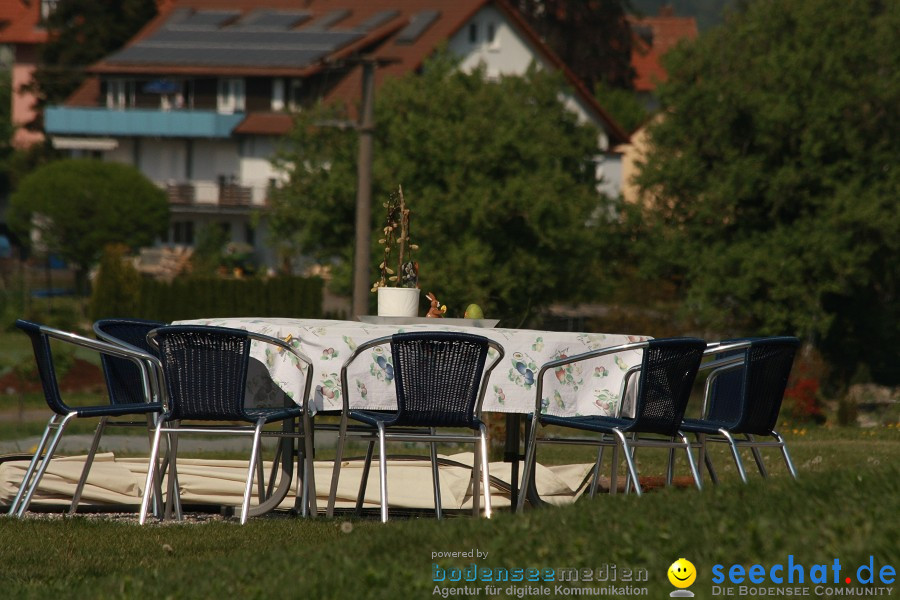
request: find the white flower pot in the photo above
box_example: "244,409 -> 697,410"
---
377,287 -> 420,317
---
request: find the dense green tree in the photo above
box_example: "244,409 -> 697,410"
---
8,159 -> 169,292
595,81 -> 649,133
270,54 -> 609,324
513,0 -> 636,90
634,0 -> 900,384
26,0 -> 157,126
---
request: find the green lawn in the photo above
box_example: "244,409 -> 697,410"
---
0,427 -> 897,599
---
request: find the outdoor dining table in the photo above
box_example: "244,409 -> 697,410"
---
176,317 -> 648,514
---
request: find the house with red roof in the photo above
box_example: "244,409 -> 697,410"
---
40,0 -> 629,266
628,5 -> 698,106
618,6 -> 698,204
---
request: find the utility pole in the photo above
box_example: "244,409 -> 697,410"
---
351,59 -> 376,318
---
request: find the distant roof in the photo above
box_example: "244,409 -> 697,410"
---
628,8 -> 698,92
82,0 -> 628,145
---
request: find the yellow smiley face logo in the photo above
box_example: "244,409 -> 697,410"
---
668,558 -> 696,588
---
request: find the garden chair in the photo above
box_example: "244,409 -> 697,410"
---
8,319 -> 163,518
92,318 -> 172,516
139,325 -> 315,525
326,332 -> 504,522
516,337 -> 707,511
679,336 -> 800,483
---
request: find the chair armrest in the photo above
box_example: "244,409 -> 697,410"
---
532,340 -> 651,415
36,323 -> 162,406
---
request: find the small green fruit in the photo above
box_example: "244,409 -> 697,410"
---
464,303 -> 484,319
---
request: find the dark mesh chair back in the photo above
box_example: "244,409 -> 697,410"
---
737,337 -> 799,434
706,347 -> 745,427
632,338 -> 706,435
15,320 -> 68,414
94,319 -> 165,406
390,332 -> 490,428
153,325 -> 253,422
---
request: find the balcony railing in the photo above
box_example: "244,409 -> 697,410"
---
163,182 -> 267,208
45,107 -> 245,138
167,183 -> 196,205
219,183 -> 253,206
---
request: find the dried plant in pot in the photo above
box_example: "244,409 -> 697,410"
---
371,185 -> 420,316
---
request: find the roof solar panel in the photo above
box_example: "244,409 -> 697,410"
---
395,10 -> 441,45
147,29 -> 360,49
355,10 -> 400,32
108,45 -> 330,68
304,9 -> 351,31
168,10 -> 241,30
234,10 -> 311,30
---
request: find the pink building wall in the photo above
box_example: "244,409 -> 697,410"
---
11,44 -> 44,147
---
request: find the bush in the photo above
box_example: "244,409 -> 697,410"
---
90,244 -> 141,321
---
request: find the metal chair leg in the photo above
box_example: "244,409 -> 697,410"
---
8,415 -> 59,516
720,429 -> 748,483
429,429 -> 443,520
479,423 -> 492,519
139,421 -> 165,525
589,442 -> 606,498
666,435 -> 676,487
301,407 -> 317,517
17,413 -> 77,518
69,416 -> 108,514
773,431 -> 798,479
613,429 -> 642,496
609,441 -> 620,495
326,414 -> 349,518
376,423 -> 388,523
240,419 -> 266,525
355,441 -> 375,516
747,434 -> 769,478
472,432 -> 481,517
680,432 -> 703,491
165,426 -> 182,521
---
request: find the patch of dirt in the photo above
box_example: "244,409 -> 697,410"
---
0,359 -> 105,395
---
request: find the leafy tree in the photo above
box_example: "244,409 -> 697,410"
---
595,81 -> 649,133
634,0 -> 900,384
8,159 -> 169,293
26,0 -> 157,125
270,54 -> 609,324
513,0 -> 636,90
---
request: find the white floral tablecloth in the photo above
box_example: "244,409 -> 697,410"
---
176,318 -> 648,418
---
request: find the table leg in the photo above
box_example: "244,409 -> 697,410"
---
504,413 -> 522,512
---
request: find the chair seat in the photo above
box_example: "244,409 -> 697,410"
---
74,402 -> 163,418
349,409 -> 483,430
538,413 -> 634,433
680,417 -> 740,435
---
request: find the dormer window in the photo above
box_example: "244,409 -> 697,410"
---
217,78 -> 245,114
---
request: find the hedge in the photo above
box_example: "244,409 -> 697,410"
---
91,275 -> 324,323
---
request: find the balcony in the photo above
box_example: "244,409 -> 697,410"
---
164,182 -> 267,210
45,107 -> 245,138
